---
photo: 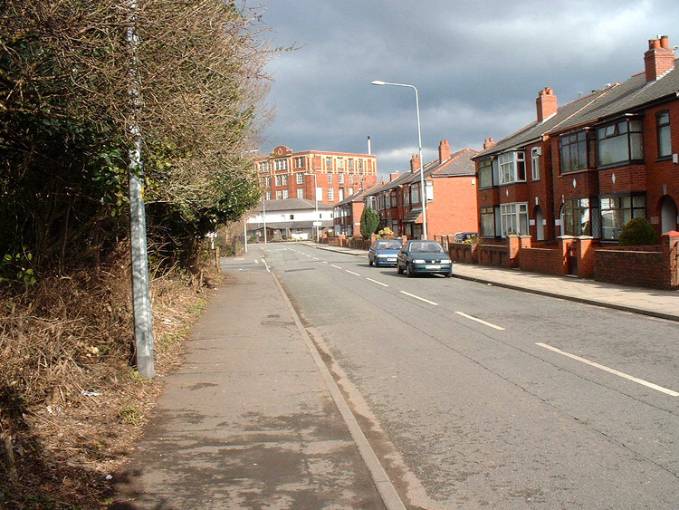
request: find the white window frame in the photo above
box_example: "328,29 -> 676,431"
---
296,173 -> 304,184
499,202 -> 529,237
296,188 -> 304,199
498,151 -> 526,185
265,191 -> 271,200
328,188 -> 334,201
338,173 -> 345,184
316,187 -> 323,201
531,147 -> 540,181
281,189 -> 288,199
274,159 -> 288,171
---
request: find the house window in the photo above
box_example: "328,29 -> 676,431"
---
657,111 -> 672,158
531,147 -> 541,181
411,184 -> 420,204
480,207 -> 495,237
479,158 -> 493,188
281,189 -> 288,199
600,194 -> 646,240
328,188 -> 334,201
296,188 -> 304,199
348,159 -> 354,171
499,202 -> 529,236
561,197 -> 596,236
498,151 -> 526,184
274,159 -> 288,171
559,130 -> 588,173
338,173 -> 344,184
596,118 -> 643,167
325,157 -> 333,171
296,173 -> 304,184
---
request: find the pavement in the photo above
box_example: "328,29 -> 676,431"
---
111,246 -> 390,510
315,243 -> 679,322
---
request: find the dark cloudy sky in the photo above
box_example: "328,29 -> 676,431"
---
257,0 -> 678,174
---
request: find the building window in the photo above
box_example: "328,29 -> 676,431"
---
560,130 -> 588,173
499,202 -> 529,236
338,189 -> 344,201
404,187 -> 410,206
600,194 -> 646,240
480,207 -> 495,237
498,151 -> 526,184
337,158 -> 344,170
338,173 -> 344,184
596,118 -> 643,167
296,173 -> 304,184
348,159 -> 354,171
275,174 -> 288,186
325,157 -> 332,171
657,111 -> 672,158
411,184 -> 420,204
561,197 -> 596,236
275,190 -> 283,200
358,159 -> 364,172
316,187 -> 323,201
296,188 -> 304,199
264,176 -> 270,187
348,187 -> 353,196
259,162 -> 269,172
294,157 -> 305,168
282,189 -> 288,199
479,158 -> 493,188
328,188 -> 334,201
274,159 -> 288,171
265,191 -> 271,200
531,147 -> 541,181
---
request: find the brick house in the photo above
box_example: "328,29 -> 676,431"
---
333,184 -> 381,238
475,36 -> 679,243
254,145 -> 378,206
364,140 -> 479,239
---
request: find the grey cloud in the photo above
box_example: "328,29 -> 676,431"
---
257,0 -> 679,174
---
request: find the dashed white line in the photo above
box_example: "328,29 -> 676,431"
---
399,291 -> 438,306
262,258 -> 271,273
331,264 -> 343,270
345,270 -> 360,276
365,277 -> 389,287
536,342 -> 679,397
455,311 -> 505,331
322,261 -> 328,264
313,257 -> 320,261
254,259 -> 259,264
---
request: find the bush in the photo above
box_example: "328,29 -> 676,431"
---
378,227 -> 393,238
619,217 -> 660,246
360,207 -> 380,240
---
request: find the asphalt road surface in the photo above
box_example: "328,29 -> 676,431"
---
253,242 -> 679,509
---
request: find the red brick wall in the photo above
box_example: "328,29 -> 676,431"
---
426,176 -> 478,237
519,247 -> 565,275
594,249 -> 665,288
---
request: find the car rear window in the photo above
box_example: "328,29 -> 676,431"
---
376,241 -> 401,249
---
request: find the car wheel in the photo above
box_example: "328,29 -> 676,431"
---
445,270 -> 453,278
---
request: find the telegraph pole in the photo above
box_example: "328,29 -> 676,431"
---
127,0 -> 154,378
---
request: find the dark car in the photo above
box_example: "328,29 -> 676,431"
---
397,240 -> 452,277
453,231 -> 478,242
368,239 -> 402,267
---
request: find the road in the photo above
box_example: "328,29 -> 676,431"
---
248,242 -> 679,509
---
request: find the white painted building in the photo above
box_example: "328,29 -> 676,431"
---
247,198 -> 334,241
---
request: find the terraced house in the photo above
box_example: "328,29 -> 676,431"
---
468,36 -> 679,289
364,140 -> 479,239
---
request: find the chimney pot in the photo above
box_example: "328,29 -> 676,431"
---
483,137 -> 496,150
661,35 -> 670,49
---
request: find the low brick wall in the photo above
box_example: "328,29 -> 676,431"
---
348,238 -> 371,250
449,242 -> 477,264
519,247 -> 565,275
478,242 -> 509,267
594,248 -> 665,289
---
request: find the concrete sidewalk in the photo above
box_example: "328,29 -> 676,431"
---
314,243 -> 679,322
112,255 -> 385,509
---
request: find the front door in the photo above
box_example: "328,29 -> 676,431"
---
661,196 -> 678,233
535,206 -> 544,241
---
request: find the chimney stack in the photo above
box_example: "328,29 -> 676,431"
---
644,35 -> 675,82
536,87 -> 558,123
438,139 -> 451,163
389,172 -> 401,182
410,153 -> 421,173
483,137 -> 496,150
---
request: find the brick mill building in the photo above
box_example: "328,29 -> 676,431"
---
363,140 -> 479,239
254,145 -> 378,206
461,36 -> 679,289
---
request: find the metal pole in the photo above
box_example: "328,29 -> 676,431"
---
413,86 -> 428,240
314,173 -> 319,242
127,0 -> 154,379
262,195 -> 267,245
243,218 -> 248,253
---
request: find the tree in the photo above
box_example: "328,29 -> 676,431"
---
360,207 -> 380,240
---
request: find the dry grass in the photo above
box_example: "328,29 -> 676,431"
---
0,249 -> 218,509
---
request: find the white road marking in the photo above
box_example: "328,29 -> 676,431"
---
536,342 -> 679,397
254,259 -> 259,264
313,257 -> 320,261
455,311 -> 505,331
366,277 -> 389,287
331,264 -> 343,270
262,258 -> 271,273
345,270 -> 360,276
399,291 -> 438,306
322,261 -> 328,264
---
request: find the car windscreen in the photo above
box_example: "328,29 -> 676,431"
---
376,241 -> 402,250
410,241 -> 444,253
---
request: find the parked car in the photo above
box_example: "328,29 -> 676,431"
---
453,231 -> 478,242
368,239 -> 403,267
397,240 -> 452,277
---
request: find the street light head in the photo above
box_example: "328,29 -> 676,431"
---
371,80 -> 386,86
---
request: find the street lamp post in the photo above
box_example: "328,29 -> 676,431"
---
371,80 -> 428,239
304,173 -> 319,242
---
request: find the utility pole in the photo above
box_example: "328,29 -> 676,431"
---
127,0 -> 154,378
262,195 -> 267,245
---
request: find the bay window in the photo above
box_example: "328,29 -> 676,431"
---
499,202 -> 529,236
479,158 -> 493,188
498,151 -> 526,184
411,184 -> 420,204
559,130 -> 588,173
596,118 -> 643,167
561,198 -> 597,236
657,111 -> 671,158
600,194 -> 646,240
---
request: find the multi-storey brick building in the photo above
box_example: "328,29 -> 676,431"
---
254,145 -> 378,206
475,36 -> 679,243
364,140 -> 479,239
